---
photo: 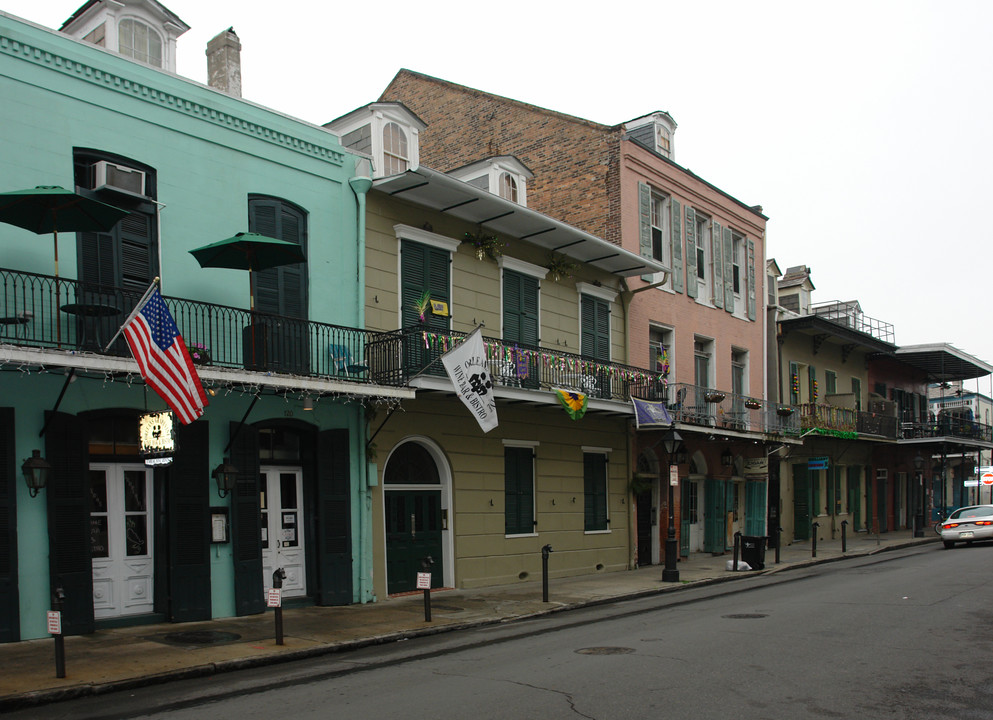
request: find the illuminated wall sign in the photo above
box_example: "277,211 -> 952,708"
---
139,411 -> 176,458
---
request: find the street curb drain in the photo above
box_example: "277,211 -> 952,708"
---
575,647 -> 635,655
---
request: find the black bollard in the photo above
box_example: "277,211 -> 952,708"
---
272,568 -> 286,645
541,544 -> 553,602
52,583 -> 66,679
812,522 -> 820,558
732,531 -> 742,571
775,527 -> 782,564
841,519 -> 849,553
421,556 -> 434,622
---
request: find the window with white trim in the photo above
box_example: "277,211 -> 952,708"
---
119,18 -> 163,67
383,122 -> 409,175
499,173 -> 518,202
650,192 -> 670,279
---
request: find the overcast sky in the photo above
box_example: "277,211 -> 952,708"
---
5,1 -> 993,391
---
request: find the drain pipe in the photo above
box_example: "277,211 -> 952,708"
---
349,163 -> 374,603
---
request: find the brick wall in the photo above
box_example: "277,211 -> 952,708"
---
381,70 -> 623,243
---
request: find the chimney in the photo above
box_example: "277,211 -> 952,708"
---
206,28 -> 241,97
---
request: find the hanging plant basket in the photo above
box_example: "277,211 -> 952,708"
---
190,344 -> 211,366
744,400 -> 762,410
546,253 -> 578,282
776,406 -> 795,417
463,231 -> 505,261
704,392 -> 726,403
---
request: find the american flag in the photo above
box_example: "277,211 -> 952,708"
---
123,287 -> 208,425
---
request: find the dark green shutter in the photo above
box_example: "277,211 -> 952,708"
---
502,270 -> 538,345
401,240 -> 451,375
809,366 -> 817,402
229,422 -> 263,616
723,226 -> 734,312
793,464 -> 810,540
711,221 -> 724,309
685,207 -> 698,298
638,182 -> 654,281
704,477 -> 726,553
167,420 -> 211,622
670,199 -> 683,294
504,447 -> 534,535
583,453 -> 608,531
789,362 -> 799,405
317,429 -> 352,605
0,408 -> 18,642
45,411 -> 93,635
746,239 -> 756,321
744,480 -> 766,536
581,295 -> 610,361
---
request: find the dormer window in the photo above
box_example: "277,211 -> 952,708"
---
325,102 -> 425,179
119,18 -> 162,66
448,156 -> 533,207
625,111 -> 677,160
655,125 -> 671,156
383,122 -> 409,175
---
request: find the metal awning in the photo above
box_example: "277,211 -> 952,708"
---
373,167 -> 667,278
895,343 -> 993,382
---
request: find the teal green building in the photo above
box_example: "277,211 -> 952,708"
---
0,3 -> 409,642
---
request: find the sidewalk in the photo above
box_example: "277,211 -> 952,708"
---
0,530 -> 936,710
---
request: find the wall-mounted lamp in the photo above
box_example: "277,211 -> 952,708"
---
212,459 -> 239,499
22,450 -> 51,498
721,448 -> 734,467
913,452 -> 925,472
302,397 -> 314,411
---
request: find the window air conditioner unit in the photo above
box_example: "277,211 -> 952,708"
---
94,160 -> 146,197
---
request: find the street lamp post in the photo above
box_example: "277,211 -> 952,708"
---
661,426 -> 685,583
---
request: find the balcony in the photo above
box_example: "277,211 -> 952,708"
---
650,382 -> 800,436
811,301 -> 895,344
797,401 -> 898,439
0,268 -> 406,387
399,327 -> 666,404
900,416 -> 993,443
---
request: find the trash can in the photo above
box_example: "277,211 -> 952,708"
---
739,536 -> 766,570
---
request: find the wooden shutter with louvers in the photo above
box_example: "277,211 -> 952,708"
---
747,239 -> 756,321
583,453 -> 608,531
723,226 -> 734,312
711,221 -> 724,309
167,420 -> 211,622
503,270 -> 538,345
44,411 -> 93,635
229,422 -> 263,616
249,197 -> 308,320
670,199 -> 683,294
504,447 -> 534,535
317,429 -> 352,605
638,182 -> 654,282
581,295 -> 610,361
684,207 -> 697,299
0,408 -> 18,642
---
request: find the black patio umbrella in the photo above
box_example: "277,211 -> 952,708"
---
0,185 -> 129,279
189,232 -> 306,311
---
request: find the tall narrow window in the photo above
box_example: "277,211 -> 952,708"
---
249,196 -> 308,319
732,232 -> 744,295
694,338 -> 712,389
583,452 -> 608,532
499,172 -> 518,202
825,370 -> 837,396
119,19 -> 163,67
650,193 -> 668,265
581,295 -> 610,362
383,122 -> 409,175
505,446 -> 535,536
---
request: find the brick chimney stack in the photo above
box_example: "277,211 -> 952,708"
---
206,27 -> 241,97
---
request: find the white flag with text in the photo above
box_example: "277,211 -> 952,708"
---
441,328 -> 498,433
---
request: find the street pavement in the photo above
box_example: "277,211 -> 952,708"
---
0,529 -> 937,711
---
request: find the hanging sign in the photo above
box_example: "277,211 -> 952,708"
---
808,456 -> 829,471
138,410 -> 176,459
669,465 -> 679,486
744,458 -> 769,480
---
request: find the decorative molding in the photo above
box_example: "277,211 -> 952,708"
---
393,224 -> 460,252
576,282 -> 618,303
0,31 -> 346,166
498,255 -> 548,280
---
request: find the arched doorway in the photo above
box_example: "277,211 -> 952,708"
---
383,439 -> 451,594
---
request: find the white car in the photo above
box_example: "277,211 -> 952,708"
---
937,505 -> 993,548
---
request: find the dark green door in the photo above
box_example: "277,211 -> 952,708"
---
386,490 -> 442,594
877,472 -> 888,533
401,240 -> 450,376
679,480 -> 690,558
848,466 -> 861,530
502,270 -> 540,389
793,464 -> 810,541
704,477 -> 726,553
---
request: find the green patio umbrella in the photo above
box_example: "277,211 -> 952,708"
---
0,185 -> 129,278
189,232 -> 306,311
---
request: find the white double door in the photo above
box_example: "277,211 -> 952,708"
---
261,467 -> 306,598
90,464 -> 154,618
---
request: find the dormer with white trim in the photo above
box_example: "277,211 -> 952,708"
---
448,156 -> 533,207
325,102 -> 426,178
624,111 -> 677,160
60,0 -> 190,72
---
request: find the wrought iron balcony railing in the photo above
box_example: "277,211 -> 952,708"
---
398,327 -> 666,403
900,416 -> 993,443
0,268 -> 405,385
798,402 -> 899,439
662,383 -> 800,436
